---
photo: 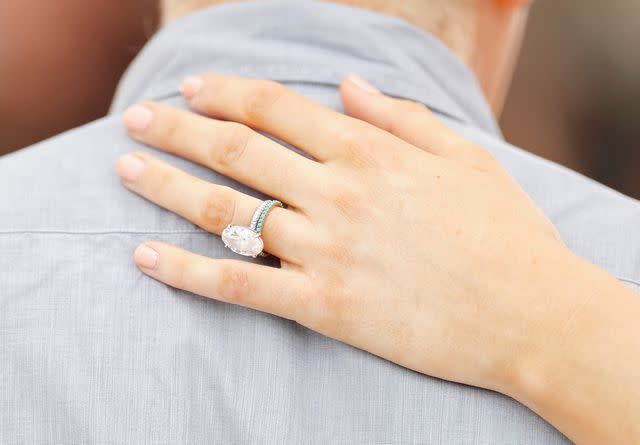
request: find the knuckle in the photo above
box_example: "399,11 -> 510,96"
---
323,183 -> 366,221
335,121 -> 383,168
309,279 -> 351,336
158,108 -> 181,142
209,123 -> 251,170
336,125 -> 366,158
147,164 -> 175,196
200,186 -> 237,233
217,263 -> 251,304
171,253 -> 189,288
242,80 -> 285,124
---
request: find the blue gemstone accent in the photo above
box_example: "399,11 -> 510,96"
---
255,201 -> 281,234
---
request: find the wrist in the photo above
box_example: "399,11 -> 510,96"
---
491,245 -> 582,399
499,248 -> 640,443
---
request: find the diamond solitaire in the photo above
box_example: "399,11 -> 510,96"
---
221,225 -> 264,257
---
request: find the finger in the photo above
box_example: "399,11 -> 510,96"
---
180,74 -> 369,162
340,75 -> 498,170
134,242 -> 313,322
122,102 -> 324,208
117,151 -> 311,264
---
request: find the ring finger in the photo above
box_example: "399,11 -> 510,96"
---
116,151 -> 311,264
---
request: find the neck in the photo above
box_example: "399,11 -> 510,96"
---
161,0 -> 527,115
325,0 -> 477,63
161,0 -> 475,61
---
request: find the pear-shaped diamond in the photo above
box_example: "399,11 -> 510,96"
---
221,225 -> 264,257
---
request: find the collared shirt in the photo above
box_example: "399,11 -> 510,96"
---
1,1 -> 638,443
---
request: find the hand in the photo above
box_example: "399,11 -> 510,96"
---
116,74 -> 640,443
117,72 -> 565,390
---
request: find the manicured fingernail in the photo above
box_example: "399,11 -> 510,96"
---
347,74 -> 381,95
134,244 -> 159,270
116,153 -> 146,183
180,76 -> 204,98
123,104 -> 153,132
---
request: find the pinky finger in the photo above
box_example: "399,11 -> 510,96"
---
134,242 -> 311,322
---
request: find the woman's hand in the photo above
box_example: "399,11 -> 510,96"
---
117,74 -> 640,444
116,71 -> 563,389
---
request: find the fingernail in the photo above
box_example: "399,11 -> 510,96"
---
180,76 -> 204,98
134,244 -> 159,270
116,153 -> 146,183
347,74 -> 381,95
123,104 -> 153,132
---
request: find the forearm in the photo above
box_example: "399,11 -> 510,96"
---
508,252 -> 640,444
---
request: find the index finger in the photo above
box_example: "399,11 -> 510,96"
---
181,74 -> 369,162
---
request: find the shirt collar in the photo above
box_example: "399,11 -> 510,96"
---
111,0 -> 501,136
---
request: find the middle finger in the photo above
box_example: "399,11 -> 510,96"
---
123,102 -> 323,210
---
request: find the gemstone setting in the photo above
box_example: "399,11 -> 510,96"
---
221,225 -> 264,257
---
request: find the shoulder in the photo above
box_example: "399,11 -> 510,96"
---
0,115 -> 142,233
0,104 -> 215,235
445,118 -> 640,288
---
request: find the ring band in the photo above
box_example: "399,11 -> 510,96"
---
221,199 -> 283,258
252,200 -> 282,257
252,200 -> 283,234
249,200 -> 271,232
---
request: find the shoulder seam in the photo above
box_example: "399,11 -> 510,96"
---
1,230 -> 638,286
0,230 -> 204,235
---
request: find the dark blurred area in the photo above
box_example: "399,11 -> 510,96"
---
502,1 -> 640,198
0,0 -> 157,152
1,1 -> 639,198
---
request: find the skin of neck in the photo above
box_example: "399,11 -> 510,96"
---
161,0 -> 532,115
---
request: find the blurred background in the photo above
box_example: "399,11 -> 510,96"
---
1,1 -> 639,198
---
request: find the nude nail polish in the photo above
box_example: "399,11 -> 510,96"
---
123,105 -> 153,132
134,245 -> 159,270
116,154 -> 145,183
180,76 -> 204,98
347,74 -> 381,94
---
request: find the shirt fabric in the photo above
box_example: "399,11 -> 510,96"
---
1,1 -> 639,443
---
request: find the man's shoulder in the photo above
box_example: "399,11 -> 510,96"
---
2,108 -> 639,285
0,104 -> 213,235
0,115 -> 125,232
447,118 -> 640,287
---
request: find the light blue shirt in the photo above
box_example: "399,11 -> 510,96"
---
1,1 -> 638,443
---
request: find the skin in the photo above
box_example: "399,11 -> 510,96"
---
115,74 -> 640,444
112,1 -> 640,443
472,0 -> 531,114
162,0 -> 531,113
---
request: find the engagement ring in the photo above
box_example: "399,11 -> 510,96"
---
221,200 -> 283,258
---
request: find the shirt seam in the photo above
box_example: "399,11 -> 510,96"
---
0,230 -> 205,235
2,229 -> 639,287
